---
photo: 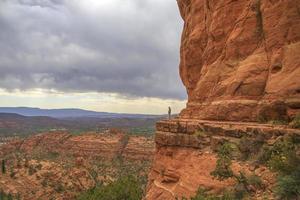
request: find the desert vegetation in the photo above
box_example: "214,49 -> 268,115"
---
290,114 -> 300,129
193,134 -> 300,200
77,175 -> 143,200
0,130 -> 154,199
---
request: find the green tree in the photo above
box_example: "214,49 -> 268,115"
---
77,175 -> 143,200
7,193 -> 13,200
1,160 -> 6,174
210,143 -> 234,180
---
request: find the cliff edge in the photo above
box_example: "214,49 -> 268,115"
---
146,0 -> 300,199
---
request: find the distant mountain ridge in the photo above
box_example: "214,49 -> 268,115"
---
0,107 -> 162,119
0,112 -> 162,137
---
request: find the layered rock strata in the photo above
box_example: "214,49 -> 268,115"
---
0,131 -> 155,161
146,0 -> 300,198
178,0 -> 300,121
146,119 -> 299,199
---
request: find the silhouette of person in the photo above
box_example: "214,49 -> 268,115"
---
168,106 -> 171,120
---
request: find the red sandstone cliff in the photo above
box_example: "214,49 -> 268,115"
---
178,0 -> 300,122
146,1 -> 300,199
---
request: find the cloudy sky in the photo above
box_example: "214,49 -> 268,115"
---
0,0 -> 186,114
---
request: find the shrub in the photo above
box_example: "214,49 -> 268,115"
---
233,172 -> 251,200
217,143 -> 234,159
41,179 -> 48,187
0,191 -> 13,200
247,174 -> 263,189
36,163 -> 43,170
24,158 -> 29,168
211,157 -> 234,180
210,136 -> 300,199
194,130 -> 206,138
28,165 -> 37,176
0,190 -> 3,199
1,160 -> 6,174
89,168 -> 98,183
190,188 -> 207,200
211,143 -> 234,180
290,114 -> 300,129
256,136 -> 300,199
189,188 -> 234,200
233,183 -> 247,200
267,137 -> 299,174
77,175 -> 143,200
256,145 -> 272,164
270,120 -> 288,125
54,183 -> 64,193
211,143 -> 268,199
9,169 -> 17,179
238,135 -> 264,160
275,170 -> 300,200
48,152 -> 60,160
257,115 -> 268,123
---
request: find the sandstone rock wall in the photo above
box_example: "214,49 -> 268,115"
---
177,0 -> 300,121
146,1 -> 300,199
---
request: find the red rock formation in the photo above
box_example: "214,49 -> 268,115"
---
0,159 -> 94,200
146,119 -> 298,199
178,0 -> 300,122
0,131 -> 155,199
147,147 -> 237,199
146,1 -> 300,199
1,131 -> 154,161
123,136 -> 155,161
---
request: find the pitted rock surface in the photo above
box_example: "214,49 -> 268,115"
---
177,0 -> 300,121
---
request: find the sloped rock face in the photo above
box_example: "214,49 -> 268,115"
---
146,119 -> 299,199
178,0 -> 300,122
146,1 -> 300,199
146,147 -> 240,199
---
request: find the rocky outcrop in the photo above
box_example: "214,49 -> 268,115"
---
147,119 -> 299,199
147,147 -> 238,199
123,136 -> 155,161
0,131 -> 155,161
177,0 -> 300,122
146,0 -> 300,199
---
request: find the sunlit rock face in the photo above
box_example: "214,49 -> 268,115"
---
177,0 -> 300,122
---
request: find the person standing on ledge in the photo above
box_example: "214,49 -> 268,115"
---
168,106 -> 171,120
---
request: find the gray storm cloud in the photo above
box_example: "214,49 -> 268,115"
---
0,0 -> 186,100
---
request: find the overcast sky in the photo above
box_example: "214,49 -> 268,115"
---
0,0 -> 186,114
